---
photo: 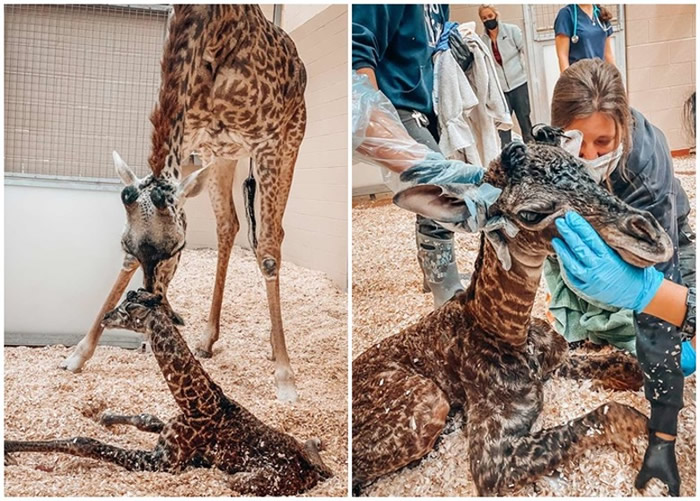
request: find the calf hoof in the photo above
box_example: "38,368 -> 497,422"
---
99,414 -> 117,427
4,453 -> 17,466
59,350 -> 88,373
275,367 -> 298,403
195,347 -> 213,359
305,437 -> 323,453
170,310 -> 185,326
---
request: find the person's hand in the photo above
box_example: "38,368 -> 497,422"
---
681,340 -> 696,377
448,31 -> 474,72
399,152 -> 484,185
635,433 -> 681,496
551,211 -> 664,312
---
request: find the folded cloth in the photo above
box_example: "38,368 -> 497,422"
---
433,22 -> 512,167
544,257 -> 637,353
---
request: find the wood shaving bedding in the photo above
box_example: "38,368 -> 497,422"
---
4,246 -> 348,496
352,157 -> 696,496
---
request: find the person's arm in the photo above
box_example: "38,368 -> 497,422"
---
643,279 -> 688,327
356,67 -> 378,91
512,24 -> 524,53
555,35 -> 570,72
603,36 -> 615,65
352,5 -> 404,72
352,72 -> 485,183
553,8 -> 573,73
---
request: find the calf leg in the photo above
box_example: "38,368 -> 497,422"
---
60,253 -> 139,372
469,402 -> 648,495
100,413 -> 166,433
556,350 -> 644,390
4,437 -> 170,472
352,365 -> 450,490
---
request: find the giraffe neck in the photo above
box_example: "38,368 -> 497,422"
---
148,312 -> 227,419
464,234 -> 545,347
148,6 -> 207,180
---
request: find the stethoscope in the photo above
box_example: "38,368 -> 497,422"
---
571,4 -> 600,44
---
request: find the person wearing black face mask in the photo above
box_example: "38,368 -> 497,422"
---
478,4 -> 533,146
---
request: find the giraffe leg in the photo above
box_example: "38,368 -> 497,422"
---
556,350 -> 644,391
195,159 -> 238,358
4,438 -> 170,471
100,413 -> 166,433
469,402 -> 648,495
252,130 -> 303,402
352,365 -> 450,490
59,253 -> 140,372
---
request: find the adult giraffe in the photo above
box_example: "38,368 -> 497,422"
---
60,5 -> 307,402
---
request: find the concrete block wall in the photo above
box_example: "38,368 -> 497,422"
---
625,4 -> 696,150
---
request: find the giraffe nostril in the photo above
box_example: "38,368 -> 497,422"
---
623,214 -> 658,245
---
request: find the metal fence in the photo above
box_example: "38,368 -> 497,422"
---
5,4 -> 170,185
530,4 -> 623,41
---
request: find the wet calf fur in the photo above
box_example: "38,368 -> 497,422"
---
352,142 -> 672,495
6,290 -> 331,495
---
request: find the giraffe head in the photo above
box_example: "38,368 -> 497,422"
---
112,151 -> 210,288
101,289 -> 168,333
395,141 -> 673,271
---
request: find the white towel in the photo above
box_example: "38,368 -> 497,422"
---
433,22 -> 512,167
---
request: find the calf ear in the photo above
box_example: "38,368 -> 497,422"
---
393,184 -> 471,223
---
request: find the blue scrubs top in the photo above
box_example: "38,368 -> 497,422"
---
554,5 -> 613,65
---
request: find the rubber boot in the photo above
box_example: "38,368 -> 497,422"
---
416,231 -> 464,309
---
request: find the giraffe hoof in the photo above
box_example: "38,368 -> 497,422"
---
170,311 -> 185,326
195,348 -> 213,359
275,367 -> 298,403
305,437 -> 323,452
59,351 -> 87,373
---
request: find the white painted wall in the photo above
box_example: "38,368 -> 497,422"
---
5,184 -> 143,336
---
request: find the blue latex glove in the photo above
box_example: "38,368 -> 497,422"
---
681,340 -> 696,377
551,211 -> 664,313
400,152 -> 485,186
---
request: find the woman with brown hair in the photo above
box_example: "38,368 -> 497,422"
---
478,4 -> 533,145
547,58 -> 693,496
554,4 -> 615,72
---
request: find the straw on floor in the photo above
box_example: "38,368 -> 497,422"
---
352,157 -> 696,497
4,246 -> 348,497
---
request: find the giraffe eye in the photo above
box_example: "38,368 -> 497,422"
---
518,210 -> 547,224
121,186 -> 138,205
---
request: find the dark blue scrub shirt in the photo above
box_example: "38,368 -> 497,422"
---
554,4 -> 613,65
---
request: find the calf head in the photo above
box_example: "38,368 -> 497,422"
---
101,289 -> 168,334
395,142 -> 673,270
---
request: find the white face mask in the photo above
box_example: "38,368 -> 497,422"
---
560,129 -> 623,184
580,142 -> 623,184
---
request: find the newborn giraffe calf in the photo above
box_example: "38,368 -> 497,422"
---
6,290 -> 332,496
353,141 -> 674,495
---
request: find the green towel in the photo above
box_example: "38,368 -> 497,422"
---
543,258 -> 637,354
